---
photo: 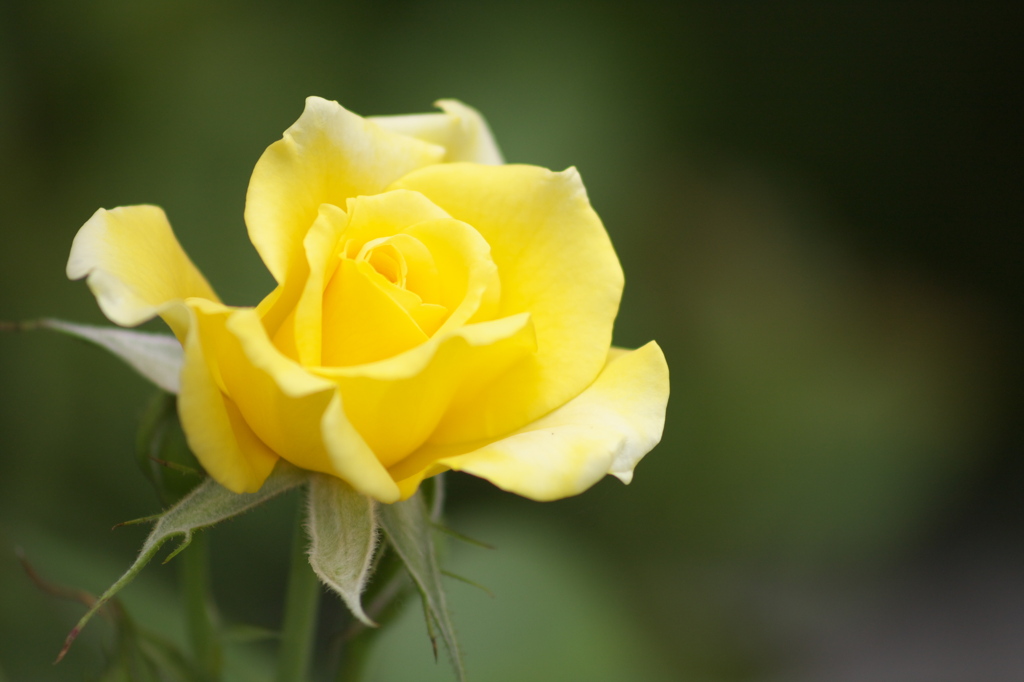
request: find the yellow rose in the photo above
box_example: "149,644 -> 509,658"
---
67,97 -> 669,503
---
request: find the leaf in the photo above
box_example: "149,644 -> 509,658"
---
39,318 -> 183,393
306,474 -> 379,627
57,460 -> 309,663
379,492 -> 465,681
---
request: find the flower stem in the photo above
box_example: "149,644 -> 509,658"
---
275,499 -> 321,682
179,531 -> 222,681
335,632 -> 372,682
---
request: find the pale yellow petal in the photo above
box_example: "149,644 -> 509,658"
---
176,300 -> 277,493
392,163 -> 623,443
369,99 -> 503,165
67,205 -> 219,339
219,309 -> 401,502
393,342 -> 668,501
245,97 -> 445,284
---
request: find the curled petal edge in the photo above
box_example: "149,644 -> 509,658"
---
391,341 -> 669,501
66,205 -> 219,339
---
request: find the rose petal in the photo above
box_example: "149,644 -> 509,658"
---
66,205 -> 218,338
270,189 -> 501,373
337,189 -> 496,324
217,308 -> 402,502
315,313 -> 536,469
370,99 -> 504,165
267,203 -> 348,365
392,163 -> 623,443
245,97 -> 445,285
320,259 -> 429,366
391,342 -> 669,501
176,300 -> 278,493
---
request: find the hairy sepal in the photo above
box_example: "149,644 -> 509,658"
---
306,474 -> 379,626
41,318 -> 183,393
379,491 -> 464,681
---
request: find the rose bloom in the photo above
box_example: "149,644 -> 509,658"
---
67,97 -> 669,503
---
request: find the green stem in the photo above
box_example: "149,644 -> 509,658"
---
179,531 -> 222,681
275,499 -> 321,682
335,631 -> 372,682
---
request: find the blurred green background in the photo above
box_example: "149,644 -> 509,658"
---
2,1 -> 1022,680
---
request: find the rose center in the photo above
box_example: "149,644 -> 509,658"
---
356,240 -> 407,288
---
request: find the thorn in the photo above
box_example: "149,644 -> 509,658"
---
112,513 -> 163,530
442,570 -> 495,598
430,522 -> 496,550
422,598 -> 439,662
162,534 -> 193,564
148,455 -> 201,477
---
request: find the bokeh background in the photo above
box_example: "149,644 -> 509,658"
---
2,1 -> 1022,680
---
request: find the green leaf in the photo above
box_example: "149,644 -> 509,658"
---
379,493 -> 465,681
57,460 -> 309,663
39,318 -> 183,393
306,474 -> 379,626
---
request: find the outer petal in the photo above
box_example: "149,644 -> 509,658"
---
390,342 -> 669,501
391,164 -> 624,443
218,309 -> 402,502
370,99 -> 504,165
177,300 -> 278,493
245,97 -> 446,284
66,205 -> 219,339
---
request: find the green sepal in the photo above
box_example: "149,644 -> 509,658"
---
431,522 -> 496,550
36,318 -> 183,393
305,474 -> 379,626
378,492 -> 465,682
441,570 -> 495,598
57,460 -> 309,663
